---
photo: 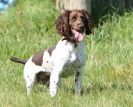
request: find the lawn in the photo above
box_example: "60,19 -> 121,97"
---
0,0 -> 133,107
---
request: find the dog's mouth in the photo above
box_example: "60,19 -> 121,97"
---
72,29 -> 84,42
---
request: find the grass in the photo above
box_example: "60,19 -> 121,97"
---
0,0 -> 133,107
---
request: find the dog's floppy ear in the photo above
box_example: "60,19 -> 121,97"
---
83,10 -> 94,35
55,10 -> 72,37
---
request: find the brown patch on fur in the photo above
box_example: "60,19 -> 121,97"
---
47,46 -> 55,56
36,72 -> 50,85
32,51 -> 44,66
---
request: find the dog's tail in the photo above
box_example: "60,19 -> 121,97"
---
10,57 -> 27,65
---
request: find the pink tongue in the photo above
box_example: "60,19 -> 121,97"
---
72,30 -> 84,41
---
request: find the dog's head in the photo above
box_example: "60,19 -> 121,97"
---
56,10 -> 94,42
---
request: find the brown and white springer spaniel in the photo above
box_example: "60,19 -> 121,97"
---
10,10 -> 94,97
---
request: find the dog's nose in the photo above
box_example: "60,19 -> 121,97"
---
78,24 -> 83,27
77,23 -> 84,28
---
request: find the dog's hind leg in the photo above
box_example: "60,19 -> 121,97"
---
24,63 -> 47,95
24,56 -> 50,95
24,67 -> 48,95
25,74 -> 36,95
24,68 -> 47,95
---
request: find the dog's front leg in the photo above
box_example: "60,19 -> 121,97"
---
49,70 -> 60,97
75,68 -> 83,95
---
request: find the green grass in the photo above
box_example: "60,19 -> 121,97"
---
1,0 -> 133,107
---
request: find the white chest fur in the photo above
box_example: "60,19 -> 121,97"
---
41,39 -> 86,77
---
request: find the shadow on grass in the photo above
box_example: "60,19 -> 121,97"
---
64,83 -> 133,96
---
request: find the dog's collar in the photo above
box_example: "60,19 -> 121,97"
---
62,37 -> 78,47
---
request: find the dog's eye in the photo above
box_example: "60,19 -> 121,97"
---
80,16 -> 84,20
71,16 -> 76,21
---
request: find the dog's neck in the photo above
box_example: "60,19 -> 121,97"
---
60,37 -> 84,52
61,37 -> 78,47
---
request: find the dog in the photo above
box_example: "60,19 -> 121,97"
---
10,10 -> 94,97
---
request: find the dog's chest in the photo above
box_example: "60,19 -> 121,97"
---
61,52 -> 82,77
43,49 -> 83,72
56,41 -> 85,77
42,40 -> 85,77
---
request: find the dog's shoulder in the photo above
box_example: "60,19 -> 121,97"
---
31,45 -> 56,66
47,46 -> 56,56
32,50 -> 45,66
